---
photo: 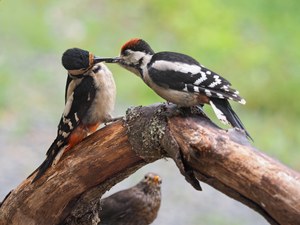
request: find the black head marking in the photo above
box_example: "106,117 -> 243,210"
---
62,48 -> 90,70
121,38 -> 155,55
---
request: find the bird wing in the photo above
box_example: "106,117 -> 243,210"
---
48,75 -> 96,155
148,52 -> 245,104
32,76 -> 96,182
99,188 -> 140,222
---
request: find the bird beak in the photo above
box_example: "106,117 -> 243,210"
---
106,56 -> 121,63
153,175 -> 161,184
93,56 -> 116,64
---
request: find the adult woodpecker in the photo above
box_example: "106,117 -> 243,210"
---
32,48 -> 116,182
99,173 -> 162,225
105,38 -> 251,139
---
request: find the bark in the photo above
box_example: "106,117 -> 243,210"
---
0,103 -> 299,225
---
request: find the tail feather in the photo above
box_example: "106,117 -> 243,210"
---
31,157 -> 54,183
31,140 -> 63,183
209,98 -> 252,140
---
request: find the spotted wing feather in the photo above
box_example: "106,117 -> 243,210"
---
32,76 -> 96,182
149,52 -> 245,104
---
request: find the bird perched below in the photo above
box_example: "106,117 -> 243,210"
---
99,173 -> 162,225
105,38 -> 251,139
31,48 -> 116,182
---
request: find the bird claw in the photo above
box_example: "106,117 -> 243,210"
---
190,105 -> 209,118
164,104 -> 208,119
104,116 -> 124,125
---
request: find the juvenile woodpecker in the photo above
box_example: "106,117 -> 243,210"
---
32,48 -> 116,182
106,38 -> 251,139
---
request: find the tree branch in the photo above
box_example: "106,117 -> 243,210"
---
0,121 -> 148,225
168,115 -> 300,225
1,104 -> 299,225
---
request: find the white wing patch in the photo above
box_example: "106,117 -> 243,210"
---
62,117 -> 74,130
205,89 -> 212,97
152,60 -> 202,74
208,75 -> 222,88
64,93 -> 74,116
216,93 -> 225,99
74,112 -> 79,122
221,85 -> 230,91
209,100 -> 229,125
58,130 -> 70,138
239,99 -> 246,104
183,85 -> 188,92
194,72 -> 207,85
151,59 -> 246,104
193,86 -> 200,92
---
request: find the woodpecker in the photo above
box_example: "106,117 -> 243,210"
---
106,38 -> 251,139
32,48 -> 116,182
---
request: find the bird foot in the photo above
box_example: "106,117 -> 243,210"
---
190,105 -> 208,118
165,104 -> 207,118
104,116 -> 124,125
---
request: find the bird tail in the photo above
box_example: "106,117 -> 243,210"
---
209,98 -> 252,140
31,140 -> 64,183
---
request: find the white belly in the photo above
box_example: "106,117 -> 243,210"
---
143,74 -> 198,107
84,63 -> 116,124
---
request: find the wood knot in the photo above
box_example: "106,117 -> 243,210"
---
125,104 -> 168,162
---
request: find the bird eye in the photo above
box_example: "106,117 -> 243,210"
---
123,50 -> 130,56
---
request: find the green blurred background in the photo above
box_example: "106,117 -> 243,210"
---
0,0 -> 299,224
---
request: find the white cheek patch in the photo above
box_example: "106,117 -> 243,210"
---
126,50 -> 148,64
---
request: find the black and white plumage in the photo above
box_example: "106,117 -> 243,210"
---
99,173 -> 162,225
107,38 -> 251,139
31,48 -> 116,182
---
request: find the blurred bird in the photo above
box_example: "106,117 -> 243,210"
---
105,38 -> 251,140
31,48 -> 116,182
99,173 -> 162,225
